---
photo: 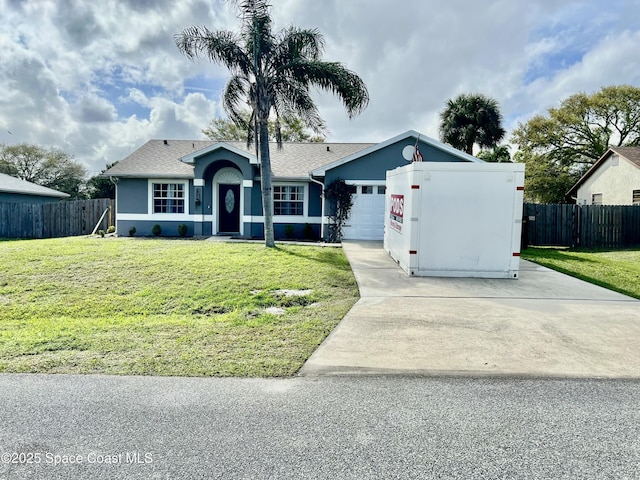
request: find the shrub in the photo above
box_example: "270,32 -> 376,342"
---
178,224 -> 188,237
152,224 -> 162,236
98,230 -> 105,238
324,179 -> 354,243
107,226 -> 116,234
284,224 -> 295,239
128,227 -> 136,237
302,223 -> 314,240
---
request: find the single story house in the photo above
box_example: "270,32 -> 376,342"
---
567,146 -> 640,205
0,173 -> 70,204
104,130 -> 482,240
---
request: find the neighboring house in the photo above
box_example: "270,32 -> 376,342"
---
567,147 -> 640,205
104,130 -> 481,240
0,173 -> 70,204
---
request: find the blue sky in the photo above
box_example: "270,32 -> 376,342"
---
1,0 -> 639,175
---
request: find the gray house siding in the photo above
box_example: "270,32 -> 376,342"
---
193,150 -> 254,180
109,132 -> 475,240
307,182 -> 323,217
324,138 -> 466,185
116,179 -> 148,214
250,182 -> 263,216
118,220 -> 194,237
0,192 -> 62,204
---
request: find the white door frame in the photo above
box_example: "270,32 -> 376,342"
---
213,167 -> 244,235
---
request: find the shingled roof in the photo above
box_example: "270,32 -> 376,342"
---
611,146 -> 640,168
104,140 -> 375,179
0,173 -> 69,198
567,146 -> 640,197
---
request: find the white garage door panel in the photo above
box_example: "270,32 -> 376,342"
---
342,186 -> 386,240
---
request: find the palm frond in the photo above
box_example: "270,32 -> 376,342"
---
439,93 -> 505,153
272,80 -> 326,135
275,27 -> 325,62
281,60 -> 369,118
174,27 -> 252,75
223,75 -> 251,122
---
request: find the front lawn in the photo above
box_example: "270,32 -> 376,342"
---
521,247 -> 640,300
0,238 -> 359,376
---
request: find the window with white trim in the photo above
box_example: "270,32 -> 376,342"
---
274,185 -> 304,215
633,190 -> 640,204
153,183 -> 185,213
591,193 -> 602,205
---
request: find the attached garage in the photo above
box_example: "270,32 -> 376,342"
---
108,130 -> 482,241
311,130 -> 482,242
342,184 -> 386,240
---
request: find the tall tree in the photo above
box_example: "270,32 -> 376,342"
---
511,85 -> 640,203
439,93 -> 506,155
0,143 -> 87,198
175,0 -> 368,247
87,162 -> 119,199
477,145 -> 511,163
203,114 -> 325,142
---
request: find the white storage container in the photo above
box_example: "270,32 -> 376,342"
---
384,162 -> 525,278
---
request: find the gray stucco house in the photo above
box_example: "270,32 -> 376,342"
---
104,130 -> 481,240
0,173 -> 70,204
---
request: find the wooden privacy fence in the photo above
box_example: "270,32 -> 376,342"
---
523,203 -> 640,248
0,199 -> 114,239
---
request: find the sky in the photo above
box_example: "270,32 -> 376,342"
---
1,0 -> 640,176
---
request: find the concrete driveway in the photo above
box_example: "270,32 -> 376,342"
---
300,241 -> 640,378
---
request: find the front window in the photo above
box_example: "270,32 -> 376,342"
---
274,185 -> 304,215
153,183 -> 185,213
591,193 -> 602,206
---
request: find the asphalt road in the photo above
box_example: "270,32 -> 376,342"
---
1,374 -> 639,480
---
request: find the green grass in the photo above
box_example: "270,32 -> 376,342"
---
521,247 -> 640,299
0,237 -> 359,376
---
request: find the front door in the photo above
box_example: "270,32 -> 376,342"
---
218,184 -> 240,233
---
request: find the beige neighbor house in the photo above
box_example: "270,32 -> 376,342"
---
567,146 -> 640,205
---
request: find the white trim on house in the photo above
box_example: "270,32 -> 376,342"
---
213,168 -> 244,235
117,213 -> 324,223
194,179 -> 205,187
272,181 -> 309,217
243,215 -> 323,223
310,130 -> 482,176
180,142 -> 259,165
147,179 -> 190,216
345,180 -> 387,186
119,213 -> 192,222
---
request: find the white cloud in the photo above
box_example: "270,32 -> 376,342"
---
1,0 -> 639,175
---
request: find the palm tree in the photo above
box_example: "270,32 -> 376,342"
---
477,144 -> 511,163
439,93 -> 506,155
175,0 -> 369,247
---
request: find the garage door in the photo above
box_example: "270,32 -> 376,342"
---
342,185 -> 386,240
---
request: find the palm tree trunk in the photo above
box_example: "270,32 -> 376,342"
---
258,117 -> 275,247
465,142 -> 474,156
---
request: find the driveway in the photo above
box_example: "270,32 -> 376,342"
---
300,241 -> 640,378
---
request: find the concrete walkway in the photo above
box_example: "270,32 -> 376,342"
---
300,241 -> 640,378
